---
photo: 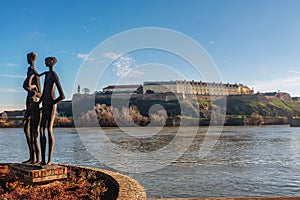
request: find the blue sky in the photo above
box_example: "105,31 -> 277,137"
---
1,0 -> 300,111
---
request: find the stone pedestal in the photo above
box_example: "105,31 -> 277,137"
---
10,163 -> 67,184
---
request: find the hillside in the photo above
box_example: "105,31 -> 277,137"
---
226,95 -> 300,118
59,94 -> 300,125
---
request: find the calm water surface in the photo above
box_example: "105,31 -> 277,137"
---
1,126 -> 300,198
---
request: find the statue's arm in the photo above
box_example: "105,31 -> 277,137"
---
27,72 -> 42,98
35,74 -> 42,98
37,71 -> 47,77
53,72 -> 65,105
38,93 -> 43,104
23,74 -> 34,92
23,76 -> 30,92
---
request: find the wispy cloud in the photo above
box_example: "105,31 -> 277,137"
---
33,31 -> 46,37
252,76 -> 300,95
0,88 -> 23,93
77,53 -> 94,61
7,63 -> 18,67
288,70 -> 300,74
103,52 -> 121,60
0,74 -> 25,79
103,52 -> 143,77
0,104 -> 25,112
83,27 -> 89,32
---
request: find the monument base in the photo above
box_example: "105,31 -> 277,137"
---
10,163 -> 67,185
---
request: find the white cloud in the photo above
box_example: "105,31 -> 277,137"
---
7,63 -> 18,67
103,52 -> 143,77
77,53 -> 94,61
252,76 -> 300,95
103,52 -> 121,60
33,31 -> 46,37
83,26 -> 89,32
288,70 -> 300,74
0,74 -> 25,79
0,104 -> 25,112
0,88 -> 23,93
209,41 -> 215,45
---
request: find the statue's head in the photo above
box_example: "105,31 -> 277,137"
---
27,52 -> 38,65
45,57 -> 57,67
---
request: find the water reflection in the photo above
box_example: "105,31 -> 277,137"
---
1,126 -> 300,198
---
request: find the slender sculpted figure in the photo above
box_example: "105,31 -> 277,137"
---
39,57 -> 65,165
22,52 -> 41,164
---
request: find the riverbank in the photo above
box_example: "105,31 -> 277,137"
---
0,116 -> 74,128
0,114 -> 292,128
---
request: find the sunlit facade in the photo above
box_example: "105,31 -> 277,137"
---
143,80 -> 253,96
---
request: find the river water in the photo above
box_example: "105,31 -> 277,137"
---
1,126 -> 300,198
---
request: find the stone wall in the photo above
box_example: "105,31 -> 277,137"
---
66,165 -> 147,200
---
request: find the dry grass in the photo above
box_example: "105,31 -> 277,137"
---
0,164 -> 108,200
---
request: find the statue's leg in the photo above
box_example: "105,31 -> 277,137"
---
23,114 -> 32,164
33,128 -> 40,164
47,104 -> 57,165
39,108 -> 48,165
31,104 -> 40,164
29,123 -> 35,164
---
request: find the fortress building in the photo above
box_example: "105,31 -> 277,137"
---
143,80 -> 254,96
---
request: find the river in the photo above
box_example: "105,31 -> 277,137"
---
1,126 -> 300,198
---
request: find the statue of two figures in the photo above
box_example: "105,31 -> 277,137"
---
23,52 -> 65,166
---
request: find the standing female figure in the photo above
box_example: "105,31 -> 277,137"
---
39,57 -> 65,165
22,52 -> 41,164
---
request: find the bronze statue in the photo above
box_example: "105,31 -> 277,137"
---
39,57 -> 65,165
22,52 -> 41,164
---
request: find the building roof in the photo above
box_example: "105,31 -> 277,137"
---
263,92 -> 277,96
144,80 -> 241,87
144,81 -> 176,85
103,85 -> 140,90
3,110 -> 25,116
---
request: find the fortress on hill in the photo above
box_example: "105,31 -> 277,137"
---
102,80 -> 254,96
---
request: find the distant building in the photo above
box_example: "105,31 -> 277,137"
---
263,92 -> 291,101
143,80 -> 254,96
292,97 -> 300,102
276,92 -> 292,101
102,84 -> 142,94
1,110 -> 25,119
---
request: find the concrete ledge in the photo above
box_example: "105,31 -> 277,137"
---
64,165 -> 147,200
